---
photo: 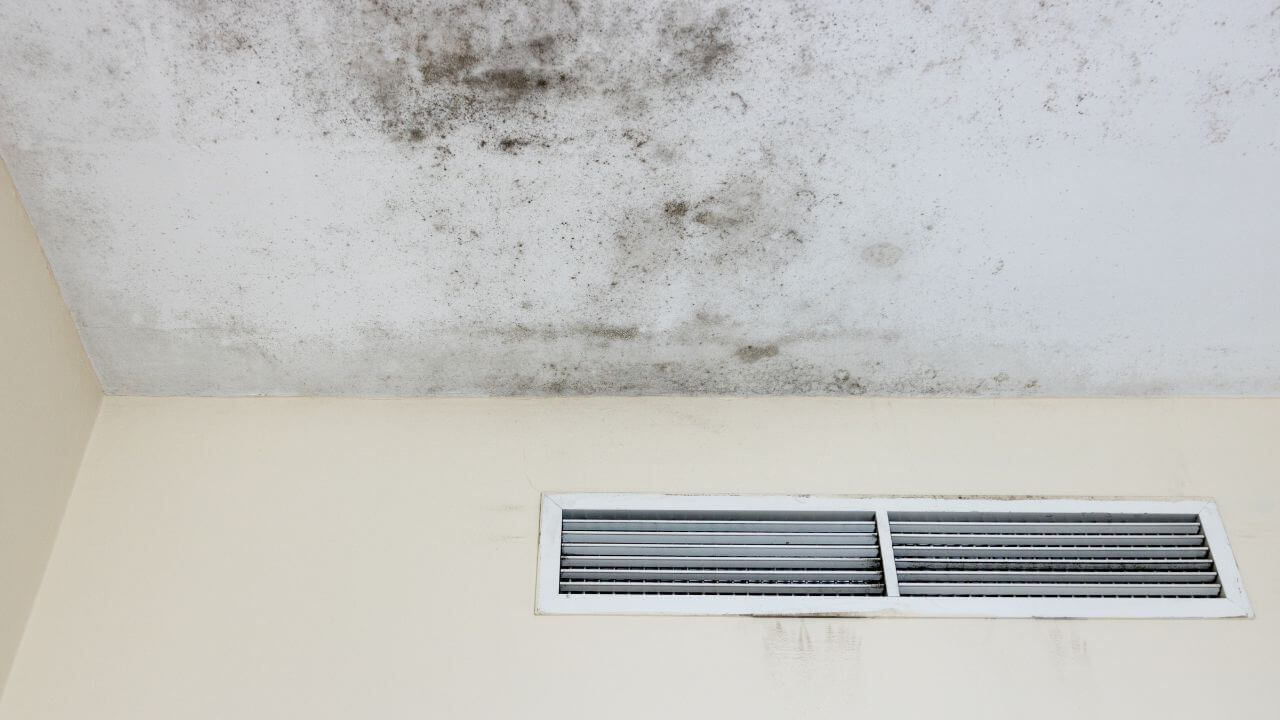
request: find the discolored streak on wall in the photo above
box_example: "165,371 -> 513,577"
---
1,1 -> 1278,396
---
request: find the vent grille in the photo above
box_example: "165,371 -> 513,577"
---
558,510 -> 885,596
889,511 -> 1222,597
538,496 -> 1249,617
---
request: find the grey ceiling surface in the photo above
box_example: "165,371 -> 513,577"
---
1,1 -> 1278,396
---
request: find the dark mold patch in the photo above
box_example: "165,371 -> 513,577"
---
275,1 -> 751,144
735,344 -> 780,363
497,136 -> 534,153
329,2 -> 591,142
177,1 -> 752,147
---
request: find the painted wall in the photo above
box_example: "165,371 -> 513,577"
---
0,160 -> 101,693
1,397 -> 1274,718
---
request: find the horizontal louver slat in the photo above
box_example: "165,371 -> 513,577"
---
563,531 -> 878,545
887,511 -> 1221,599
560,510 -> 885,596
561,555 -> 882,569
887,512 -> 1198,523
898,583 -> 1222,597
889,522 -> 1200,534
891,533 -> 1206,546
560,581 -> 886,595
561,568 -> 884,582
891,545 -> 1209,558
895,558 -> 1213,571
562,543 -> 881,557
895,571 -> 1217,583
563,519 -> 876,533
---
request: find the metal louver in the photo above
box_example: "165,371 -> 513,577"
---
557,509 -> 885,596
537,495 -> 1251,618
889,511 -> 1221,597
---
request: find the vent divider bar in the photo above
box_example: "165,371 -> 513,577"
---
876,509 -> 900,597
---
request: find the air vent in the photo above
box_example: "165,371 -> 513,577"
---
537,495 -> 1251,618
558,509 -> 884,596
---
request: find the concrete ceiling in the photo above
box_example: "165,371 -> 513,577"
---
2,1 -> 1278,397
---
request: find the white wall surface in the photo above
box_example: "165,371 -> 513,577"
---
0,160 -> 101,694
2,397 -> 1275,719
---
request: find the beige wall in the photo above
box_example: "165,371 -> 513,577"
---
0,160 -> 101,693
1,397 -> 1275,718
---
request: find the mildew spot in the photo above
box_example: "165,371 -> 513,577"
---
735,344 -> 779,363
576,323 -> 640,341
665,6 -> 736,77
861,242 -> 904,268
827,370 -> 868,395
607,169 -> 816,289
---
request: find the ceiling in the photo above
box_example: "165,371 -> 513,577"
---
2,1 -> 1277,397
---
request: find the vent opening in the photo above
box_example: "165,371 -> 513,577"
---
889,511 -> 1220,598
537,495 -> 1250,618
559,509 -> 884,596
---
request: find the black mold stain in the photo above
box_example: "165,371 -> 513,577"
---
735,344 -> 780,363
497,136 -> 533,153
264,1 -> 750,144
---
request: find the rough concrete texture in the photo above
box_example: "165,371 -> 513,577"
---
1,0 -> 1278,396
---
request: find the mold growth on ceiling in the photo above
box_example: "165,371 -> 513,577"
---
0,1 -> 1278,396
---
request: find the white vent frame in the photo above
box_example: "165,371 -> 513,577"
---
536,494 -> 1251,618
